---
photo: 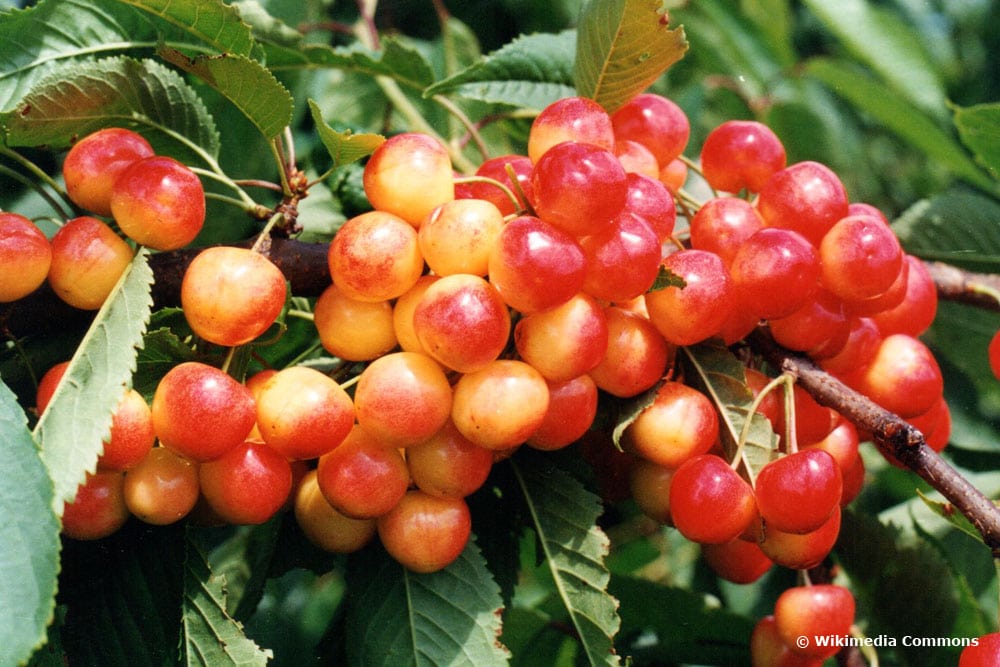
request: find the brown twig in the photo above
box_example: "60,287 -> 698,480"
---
924,260 -> 1000,312
749,328 -> 1000,557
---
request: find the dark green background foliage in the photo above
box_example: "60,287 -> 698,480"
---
3,1 -> 1000,666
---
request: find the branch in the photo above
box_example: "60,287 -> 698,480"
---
749,328 -> 1000,557
924,260 -> 1000,312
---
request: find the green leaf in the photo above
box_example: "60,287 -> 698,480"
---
423,31 -> 577,111
344,538 -> 508,666
610,379 -> 663,450
0,380 -> 59,667
804,57 -> 997,195
0,0 -> 159,111
574,0 -> 688,113
648,265 -> 685,292
134,324 -> 197,398
892,190 -> 1000,273
182,532 -> 273,667
112,0 -> 258,58
33,249 -> 154,511
953,103 -> 1000,182
201,519 -> 284,622
158,47 -> 292,139
801,0 -> 947,117
307,99 -> 385,168
1,56 -> 221,160
268,38 -> 435,91
610,575 -> 752,664
916,490 -> 986,545
510,454 -> 621,666
679,341 -> 779,480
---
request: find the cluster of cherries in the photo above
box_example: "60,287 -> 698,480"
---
0,127 -> 205,309
6,88 -> 991,661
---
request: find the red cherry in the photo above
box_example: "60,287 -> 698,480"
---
668,454 -> 757,544
754,450 -> 842,534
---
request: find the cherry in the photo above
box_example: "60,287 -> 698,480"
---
451,359 -> 550,450
406,420 -> 494,498
623,381 -> 719,468
151,361 -> 256,463
412,274 -> 511,373
293,470 -> 377,554
729,227 -> 820,320
645,248 -> 735,346
328,210 -> 424,302
199,440 -> 293,525
527,96 -> 615,163
628,458 -> 675,523
61,470 -> 129,540
313,283 -> 397,361
0,212 -> 52,302
700,120 -> 786,194
689,196 -> 764,267
870,255 -> 938,337
530,141 -> 628,238
254,366 -> 356,461
316,425 -> 410,519
610,93 -> 690,167
418,198 -> 503,277
392,275 -> 438,355
802,416 -> 860,474
987,330 -> 1000,381
621,172 -> 676,241
180,246 -> 287,347
658,158 -> 688,193
514,292 -> 609,382
579,212 -> 662,303
768,289 -> 849,355
363,132 -> 454,227
756,161 -> 849,246
750,615 -> 824,667
35,361 -> 69,415
588,307 -> 671,398
774,584 -> 855,659
487,214 -> 586,313
668,454 -> 757,544
123,446 -> 200,525
353,351 -> 454,447
526,375 -> 599,451
819,213 -> 903,304
701,538 -> 773,585
754,449 -> 842,534
48,216 -> 133,310
377,489 -> 472,573
110,155 -> 205,250
759,506 -> 841,570
852,333 -> 944,419
62,127 -> 154,216
455,154 -> 534,215
98,388 -> 155,472
614,138 -> 660,178
959,631 -> 1000,666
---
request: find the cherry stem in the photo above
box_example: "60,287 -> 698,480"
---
452,174 -> 524,215
734,372 -> 792,475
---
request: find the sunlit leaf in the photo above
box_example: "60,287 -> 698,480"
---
345,539 -> 508,666
33,250 -> 154,512
574,0 -> 688,113
1,56 -> 220,161
158,47 -> 292,139
423,31 -> 577,111
511,453 -> 621,666
307,99 -> 385,168
0,380 -> 59,667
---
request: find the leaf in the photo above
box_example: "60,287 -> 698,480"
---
648,265 -> 685,292
610,379 -> 663,450
801,0 -> 947,117
268,38 -> 435,91
33,249 -> 154,511
182,532 -> 273,667
307,99 -> 385,168
610,575 -> 752,664
892,190 -> 1000,273
916,491 -> 986,545
1,56 -> 221,160
574,0 -> 688,114
953,102 -> 1000,182
0,380 -> 59,667
344,538 -> 508,666
804,57 -> 997,195
510,453 -> 621,666
158,47 -> 292,140
0,0 -> 159,112
200,518 -> 284,622
423,31 -> 577,111
679,341 -> 779,480
112,0 -> 258,58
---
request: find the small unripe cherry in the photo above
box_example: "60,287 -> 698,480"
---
181,246 -> 287,347
48,216 -> 133,310
629,458 -> 675,524
0,212 -> 52,302
62,127 -> 155,216
363,132 -> 455,227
